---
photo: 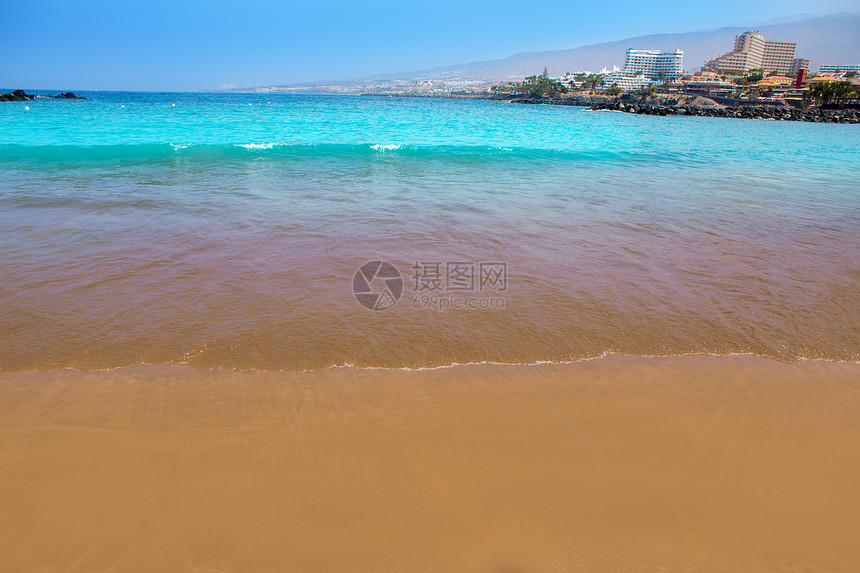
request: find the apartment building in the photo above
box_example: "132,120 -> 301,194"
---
603,48 -> 684,92
706,31 -> 802,75
789,58 -> 810,77
818,64 -> 860,75
623,49 -> 684,80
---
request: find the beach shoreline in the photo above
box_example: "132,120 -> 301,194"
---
2,355 -> 859,571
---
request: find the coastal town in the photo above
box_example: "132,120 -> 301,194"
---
541,30 -> 860,108
245,29 -> 859,113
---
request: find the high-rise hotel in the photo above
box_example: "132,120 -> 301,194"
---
705,31 -> 808,76
623,49 -> 684,80
604,49 -> 684,91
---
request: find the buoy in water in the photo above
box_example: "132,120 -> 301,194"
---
24,106 -> 30,111
171,103 -> 176,107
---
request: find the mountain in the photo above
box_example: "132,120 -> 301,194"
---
370,13 -> 860,81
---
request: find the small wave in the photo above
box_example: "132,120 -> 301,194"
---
0,142 -> 686,167
236,142 -> 277,150
10,351 -> 859,377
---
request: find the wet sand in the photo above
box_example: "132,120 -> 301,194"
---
1,356 -> 859,572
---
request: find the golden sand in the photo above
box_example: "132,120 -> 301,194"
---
1,356 -> 858,572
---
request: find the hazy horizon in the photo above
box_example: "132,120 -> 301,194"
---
2,1 -> 858,91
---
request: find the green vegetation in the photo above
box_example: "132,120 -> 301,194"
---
809,81 -> 858,106
523,70 -> 569,96
638,84 -> 658,98
729,69 -> 767,86
584,74 -> 604,91
491,69 -> 569,97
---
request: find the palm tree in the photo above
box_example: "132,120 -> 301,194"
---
810,82 -> 833,104
586,74 -> 604,91
810,81 -> 855,106
831,81 -> 856,104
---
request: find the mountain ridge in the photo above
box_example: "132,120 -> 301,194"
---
380,13 -> 860,80
265,13 -> 859,89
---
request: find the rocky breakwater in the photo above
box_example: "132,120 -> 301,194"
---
592,101 -> 860,123
501,93 -> 617,107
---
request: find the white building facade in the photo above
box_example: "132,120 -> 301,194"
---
623,49 -> 684,80
818,64 -> 860,75
603,71 -> 654,91
603,49 -> 683,92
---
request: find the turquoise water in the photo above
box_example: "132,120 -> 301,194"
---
1,92 -> 859,372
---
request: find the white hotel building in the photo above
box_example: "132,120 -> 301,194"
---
623,49 -> 684,80
705,31 -> 806,76
818,64 -> 860,75
604,49 -> 684,91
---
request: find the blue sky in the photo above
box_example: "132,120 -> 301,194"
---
1,0 -> 855,91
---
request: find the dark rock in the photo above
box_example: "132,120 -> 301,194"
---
498,91 -> 857,123
2,89 -> 85,101
2,90 -> 36,101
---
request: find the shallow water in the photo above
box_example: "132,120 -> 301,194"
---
1,92 -> 858,372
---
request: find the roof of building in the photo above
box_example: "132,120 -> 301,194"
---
754,76 -> 795,86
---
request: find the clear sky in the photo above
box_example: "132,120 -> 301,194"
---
1,0 -> 855,91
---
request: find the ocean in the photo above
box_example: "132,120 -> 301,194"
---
1,91 -> 858,372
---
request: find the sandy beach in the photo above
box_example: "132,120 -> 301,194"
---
1,355 -> 858,572
4,7 -> 860,572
